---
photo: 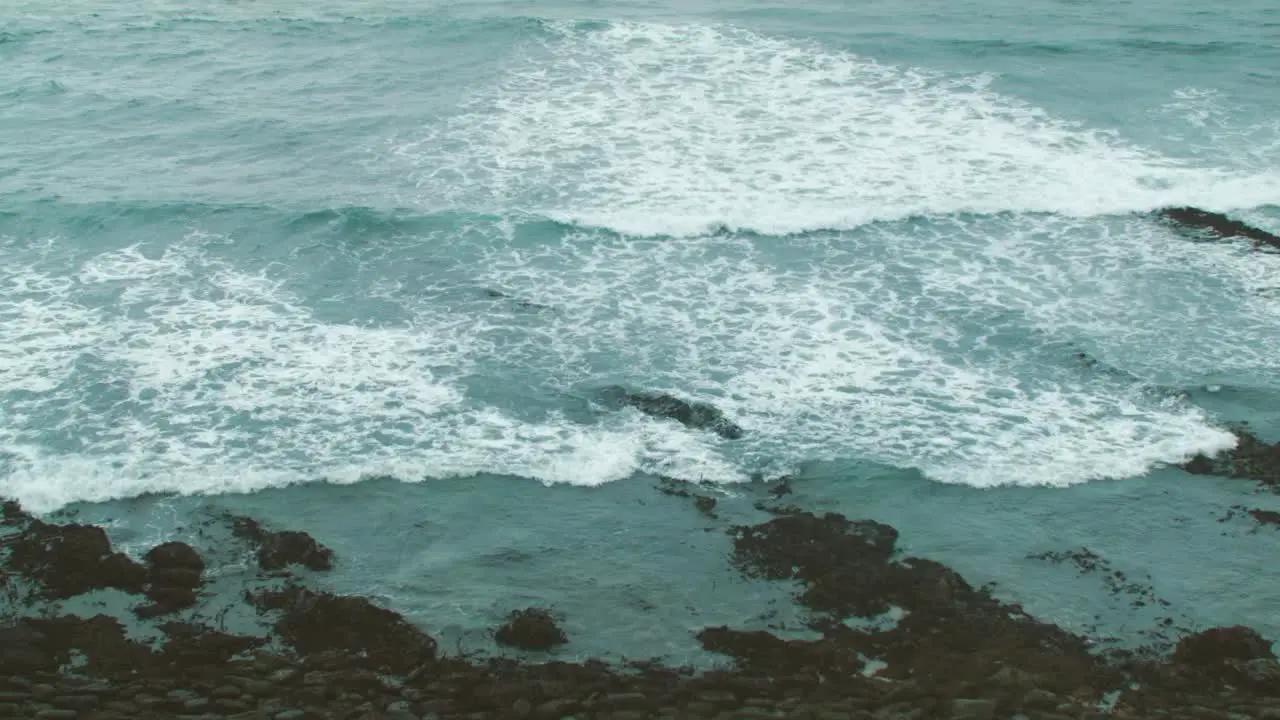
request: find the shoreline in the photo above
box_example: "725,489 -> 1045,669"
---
3,451 -> 1279,720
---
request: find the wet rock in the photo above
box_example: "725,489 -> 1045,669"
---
5,517 -> 147,599
230,516 -> 335,572
157,621 -> 266,667
18,615 -> 156,678
658,477 -> 720,519
598,386 -> 745,439
1247,509 -> 1280,527
145,541 -> 205,575
131,541 -> 205,617
248,584 -> 437,673
1181,425 -> 1280,488
730,511 -> 899,616
1173,626 -> 1276,665
1155,206 -> 1280,251
695,496 -> 718,519
494,608 -> 568,651
34,710 -> 78,720
697,626 -> 866,678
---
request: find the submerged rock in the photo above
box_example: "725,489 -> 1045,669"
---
1156,206 -> 1280,251
230,515 -> 335,572
598,385 -> 745,439
494,608 -> 568,651
657,476 -> 720,519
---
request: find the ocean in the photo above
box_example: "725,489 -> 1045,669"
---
2,0 -> 1279,665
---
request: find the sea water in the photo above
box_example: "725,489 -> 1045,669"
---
2,0 -> 1279,664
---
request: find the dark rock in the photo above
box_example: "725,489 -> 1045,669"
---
17,615 -> 156,678
34,711 -> 78,720
694,495 -> 718,519
1156,206 -> 1280,251
598,386 -> 745,439
128,541 -> 206,618
248,584 -> 436,673
494,608 -> 568,651
6,519 -> 147,599
1180,425 -> 1280,488
1173,626 -> 1276,665
1248,509 -> 1280,527
230,516 -> 335,572
145,542 -> 205,575
157,621 -> 266,667
696,626 -> 865,677
0,499 -> 24,524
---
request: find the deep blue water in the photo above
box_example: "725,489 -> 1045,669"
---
3,0 -> 1279,663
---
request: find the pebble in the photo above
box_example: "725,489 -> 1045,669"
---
51,696 -> 98,711
534,698 -> 578,719
269,669 -> 300,685
34,711 -> 79,720
605,712 -> 647,720
274,711 -> 307,720
302,671 -> 334,687
183,698 -> 211,712
0,704 -> 20,717
0,694 -> 27,703
951,698 -> 997,720
697,692 -> 738,706
241,680 -> 276,697
31,685 -> 56,701
512,698 -> 533,717
2,678 -> 32,690
211,685 -> 241,699
606,693 -> 647,704
1021,690 -> 1060,710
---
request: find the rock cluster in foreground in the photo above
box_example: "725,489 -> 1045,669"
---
2,489 -> 1279,720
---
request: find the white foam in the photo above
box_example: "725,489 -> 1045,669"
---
468,226 -> 1244,491
0,233 -> 751,512
397,21 -> 1280,237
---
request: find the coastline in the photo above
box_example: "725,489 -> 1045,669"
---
3,438 -> 1279,720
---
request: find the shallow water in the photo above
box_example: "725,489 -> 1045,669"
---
3,0 -> 1279,661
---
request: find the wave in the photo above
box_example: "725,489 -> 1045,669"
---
393,20 -> 1280,239
2,202 -> 1267,512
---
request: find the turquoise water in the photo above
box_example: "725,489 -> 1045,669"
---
3,0 -> 1280,661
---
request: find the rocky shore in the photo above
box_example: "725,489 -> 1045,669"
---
2,428 -> 1279,720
